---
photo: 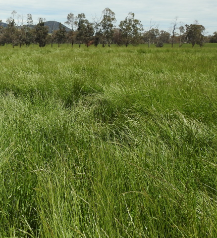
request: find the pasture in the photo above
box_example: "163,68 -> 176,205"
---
0,43 -> 217,237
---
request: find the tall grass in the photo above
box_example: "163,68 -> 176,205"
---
0,43 -> 217,237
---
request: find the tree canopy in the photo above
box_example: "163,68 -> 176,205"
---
0,10 -> 214,47
119,12 -> 143,47
185,24 -> 205,47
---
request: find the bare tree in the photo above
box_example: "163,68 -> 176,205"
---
11,10 -> 17,21
171,17 -> 178,47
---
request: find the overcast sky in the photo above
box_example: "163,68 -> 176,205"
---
0,0 -> 216,35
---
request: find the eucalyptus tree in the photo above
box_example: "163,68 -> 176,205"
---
179,26 -> 185,47
4,19 -> 18,47
11,10 -> 17,22
16,27 -> 27,47
54,23 -> 67,47
185,23 -> 205,47
143,21 -> 158,47
143,28 -> 160,46
210,32 -> 217,43
171,17 -> 178,47
27,14 -> 33,27
113,28 -> 123,45
0,20 -> 5,45
34,18 -> 49,47
65,13 -> 77,46
158,30 -> 170,44
119,12 -> 143,47
100,8 -> 116,46
76,13 -> 94,47
92,17 -> 102,47
23,14 -> 34,46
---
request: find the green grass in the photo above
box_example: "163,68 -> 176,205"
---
0,43 -> 217,237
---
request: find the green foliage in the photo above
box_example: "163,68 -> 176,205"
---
119,12 -> 143,47
210,32 -> 217,43
3,19 -> 18,46
143,28 -> 160,46
34,20 -> 49,47
100,8 -> 116,46
53,23 -> 67,46
0,44 -> 217,237
76,13 -> 94,46
185,23 -> 205,47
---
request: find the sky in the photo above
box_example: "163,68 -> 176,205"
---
0,0 -> 216,35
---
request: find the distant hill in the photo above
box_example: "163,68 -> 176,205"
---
0,21 -> 71,33
0,22 -> 7,28
44,21 -> 71,33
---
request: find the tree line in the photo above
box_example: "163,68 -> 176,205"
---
0,8 -> 216,48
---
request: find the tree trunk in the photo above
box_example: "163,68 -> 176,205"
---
179,36 -> 182,47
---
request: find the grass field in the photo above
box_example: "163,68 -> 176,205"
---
0,43 -> 217,237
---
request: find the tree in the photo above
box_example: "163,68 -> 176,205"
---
23,14 -> 34,46
119,12 -> 143,47
27,14 -> 33,27
65,13 -> 77,46
92,17 -> 103,47
16,27 -> 26,47
113,28 -> 123,45
11,10 -> 17,23
34,18 -> 48,47
171,17 -> 178,47
178,26 -> 185,47
185,23 -> 205,47
83,22 -> 94,47
143,28 -> 160,46
100,8 -> 116,46
65,13 -> 76,31
66,30 -> 77,47
54,23 -> 67,47
0,20 -> 3,33
76,13 -> 94,47
4,19 -> 18,47
0,20 -> 5,46
76,13 -> 86,47
25,26 -> 35,46
159,30 -> 170,44
210,32 -> 217,43
143,20 -> 158,47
